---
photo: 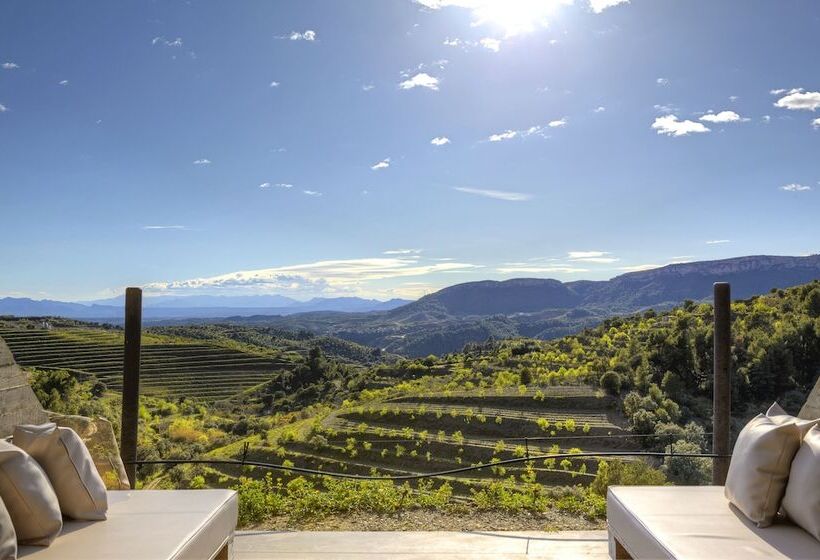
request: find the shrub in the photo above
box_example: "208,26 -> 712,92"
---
600,371 -> 622,395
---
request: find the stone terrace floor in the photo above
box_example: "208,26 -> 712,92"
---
235,530 -> 609,559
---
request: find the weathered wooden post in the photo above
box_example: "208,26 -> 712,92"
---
121,287 -> 142,489
712,282 -> 731,485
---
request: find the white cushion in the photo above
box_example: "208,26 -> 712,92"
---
767,402 -> 820,436
17,489 -> 237,560
0,496 -> 16,560
0,440 -> 62,546
14,423 -> 107,521
724,413 -> 802,527
608,485 -> 820,560
782,426 -> 820,541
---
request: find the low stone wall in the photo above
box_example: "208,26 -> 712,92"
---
0,336 -> 48,437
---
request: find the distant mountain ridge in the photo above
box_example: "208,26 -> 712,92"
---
222,254 -> 820,355
0,294 -> 412,320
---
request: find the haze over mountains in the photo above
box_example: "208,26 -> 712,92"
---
2,255 -> 819,355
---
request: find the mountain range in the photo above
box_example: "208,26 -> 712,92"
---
3,255 -> 819,356
0,294 -> 411,320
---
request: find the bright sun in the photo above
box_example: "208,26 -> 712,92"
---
467,0 -> 565,37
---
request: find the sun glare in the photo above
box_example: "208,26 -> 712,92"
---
468,0 -> 565,37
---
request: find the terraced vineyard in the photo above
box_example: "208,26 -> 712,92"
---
0,323 -> 292,401
208,383 -> 639,497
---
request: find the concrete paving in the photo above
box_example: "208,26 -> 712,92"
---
235,530 -> 609,559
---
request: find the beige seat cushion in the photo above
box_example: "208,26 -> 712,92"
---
782,426 -> 820,541
725,413 -> 802,527
608,485 -> 820,560
0,440 -> 62,546
0,497 -> 16,560
17,489 -> 237,560
14,423 -> 107,521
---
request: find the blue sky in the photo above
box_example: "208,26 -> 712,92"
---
1,0 -> 818,301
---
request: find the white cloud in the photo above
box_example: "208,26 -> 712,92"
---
589,0 -> 629,13
269,81 -> 280,88
0,103 -> 7,113
812,117 -> 820,129
774,90 -> 820,111
152,36 -> 183,47
399,72 -> 439,90
480,37 -> 501,52
1,62 -> 19,70
593,106 -> 606,113
780,183 -> 812,192
58,80 -> 69,86
453,187 -> 533,201
443,37 -> 461,47
371,158 -> 391,170
303,190 -> 322,196
653,103 -> 679,115
192,159 -> 211,165
656,77 -> 669,86
259,182 -> 293,189
142,225 -> 188,230
761,115 -> 771,123
706,239 -> 731,245
288,30 -> 317,41
619,264 -> 662,272
652,115 -> 710,137
384,249 -> 422,255
431,136 -> 451,146
362,83 -> 375,91
143,256 -> 481,297
568,251 -> 619,263
699,110 -> 748,123
487,123 -> 556,142
497,265 -> 589,274
729,95 -> 739,102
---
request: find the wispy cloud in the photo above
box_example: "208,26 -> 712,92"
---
567,251 -> 619,263
1,62 -> 19,70
618,263 -> 662,272
593,106 -> 606,113
774,88 -> 820,111
780,183 -> 812,192
259,182 -> 293,189
142,225 -> 188,230
548,118 -> 567,128
656,77 -> 669,86
303,190 -> 322,197
192,158 -> 212,165
144,256 -> 481,297
58,79 -> 69,86
453,187 -> 533,201
812,117 -> 820,129
653,103 -> 680,115
399,72 -> 439,90
589,0 -> 630,13
284,30 -> 317,41
652,115 -> 710,137
362,83 -> 375,91
431,136 -> 451,146
0,103 -> 7,113
371,158 -> 391,170
497,265 -> 588,274
384,249 -> 422,255
480,37 -> 501,52
269,81 -> 280,88
706,239 -> 731,245
487,124 -> 554,142
151,36 -> 183,47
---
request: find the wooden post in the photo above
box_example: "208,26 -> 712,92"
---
121,287 -> 142,489
712,282 -> 731,485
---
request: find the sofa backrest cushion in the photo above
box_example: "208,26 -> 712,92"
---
0,496 -> 16,560
724,413 -> 802,527
782,425 -> 820,541
14,423 -> 108,520
0,439 -> 62,546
